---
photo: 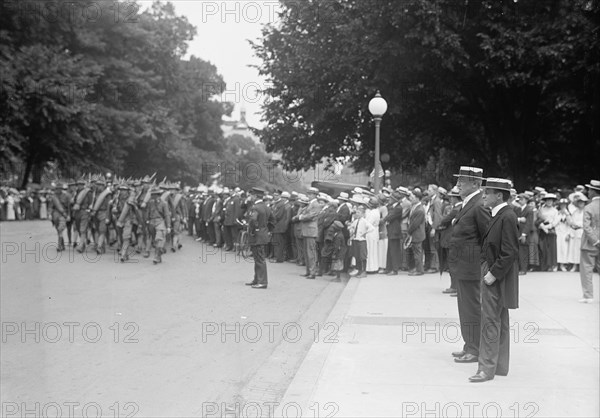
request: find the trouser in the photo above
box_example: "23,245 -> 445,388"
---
172,218 -> 182,250
194,218 -> 202,239
295,233 -> 305,265
223,225 -> 233,249
66,219 -> 73,244
400,231 -> 409,270
423,227 -> 438,270
148,220 -> 166,262
352,240 -> 367,273
386,238 -> 402,272
288,228 -> 296,260
188,216 -> 195,235
251,244 -> 268,285
304,237 -> 318,276
456,279 -> 481,356
214,222 -> 222,246
580,249 -> 599,299
199,220 -> 208,240
94,212 -> 109,253
407,241 -> 424,273
479,281 -> 510,377
207,221 -> 215,243
53,214 -> 67,249
119,221 -> 133,258
539,231 -> 557,271
77,211 -> 92,252
518,243 -> 529,272
273,232 -> 287,262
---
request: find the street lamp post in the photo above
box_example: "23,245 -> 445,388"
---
368,91 -> 388,194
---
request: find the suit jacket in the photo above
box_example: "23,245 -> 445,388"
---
408,203 -> 426,243
336,203 -> 352,224
299,199 -> 323,238
318,205 -> 338,242
202,196 -> 215,222
581,197 -> 600,251
438,202 -> 461,248
210,197 -> 223,222
272,199 -> 289,233
428,195 -> 444,229
449,191 -> 492,281
248,201 -> 274,245
224,195 -> 241,226
481,205 -> 519,309
516,204 -> 534,239
385,203 -> 404,239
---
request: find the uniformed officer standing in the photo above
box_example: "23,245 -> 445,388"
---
245,188 -> 274,289
115,182 -> 136,262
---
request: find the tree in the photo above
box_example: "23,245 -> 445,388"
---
253,0 -> 600,189
0,0 -> 230,187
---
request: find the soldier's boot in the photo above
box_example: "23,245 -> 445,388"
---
153,247 -> 162,265
76,239 -> 86,253
96,234 -> 106,255
120,241 -> 130,262
57,236 -> 65,252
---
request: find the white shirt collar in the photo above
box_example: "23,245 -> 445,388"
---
491,202 -> 508,217
462,190 -> 480,206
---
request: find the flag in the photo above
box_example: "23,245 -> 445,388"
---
369,161 -> 385,178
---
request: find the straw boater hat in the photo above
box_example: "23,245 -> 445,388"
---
448,186 -> 461,197
585,180 -> 600,191
338,192 -> 350,201
396,186 -> 410,196
541,193 -> 557,200
571,192 -> 588,203
281,191 -> 291,199
453,166 -> 484,180
350,194 -> 367,206
483,178 -> 513,192
307,187 -> 319,195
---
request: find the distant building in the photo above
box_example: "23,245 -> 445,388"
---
221,105 -> 260,144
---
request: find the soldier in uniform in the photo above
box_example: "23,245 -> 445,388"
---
114,182 -> 137,262
169,183 -> 185,252
90,177 -> 112,255
147,187 -> 171,264
71,178 -> 86,248
50,183 -> 72,251
245,188 -> 274,289
271,190 -> 290,263
223,188 -> 241,251
74,177 -> 96,253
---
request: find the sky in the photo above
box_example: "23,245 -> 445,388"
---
168,1 -> 278,128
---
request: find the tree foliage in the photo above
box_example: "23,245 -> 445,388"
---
253,0 -> 599,189
1,0 -> 230,187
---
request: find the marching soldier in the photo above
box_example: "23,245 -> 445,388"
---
114,182 -> 136,262
147,187 -> 171,264
50,183 -> 72,251
74,176 -> 96,253
90,176 -> 112,255
170,183 -> 185,252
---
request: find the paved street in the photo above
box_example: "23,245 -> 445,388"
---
1,221 -> 345,417
279,266 -> 600,417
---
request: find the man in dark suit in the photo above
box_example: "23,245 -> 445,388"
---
384,191 -> 405,275
438,187 -> 462,294
407,190 -> 426,275
515,193 -> 534,275
245,188 -> 274,289
271,191 -> 289,262
449,166 -> 491,364
469,178 -> 519,382
223,188 -> 241,251
202,190 -> 215,244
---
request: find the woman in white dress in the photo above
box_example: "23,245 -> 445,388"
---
377,194 -> 389,273
365,197 -> 381,273
567,192 -> 588,272
555,198 -> 571,271
39,192 -> 48,220
6,193 -> 16,220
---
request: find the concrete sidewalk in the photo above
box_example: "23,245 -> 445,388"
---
277,271 -> 600,417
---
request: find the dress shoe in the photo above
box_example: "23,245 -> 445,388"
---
300,273 -> 310,277
251,284 -> 267,289
450,293 -> 457,297
452,350 -> 466,358
519,271 -> 527,275
356,272 -> 367,278
426,268 -> 438,274
455,353 -> 478,363
386,271 -> 398,276
442,288 -> 457,294
306,275 -> 316,279
408,271 -> 424,276
245,281 -> 258,286
469,370 -> 493,383
578,298 -> 593,303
